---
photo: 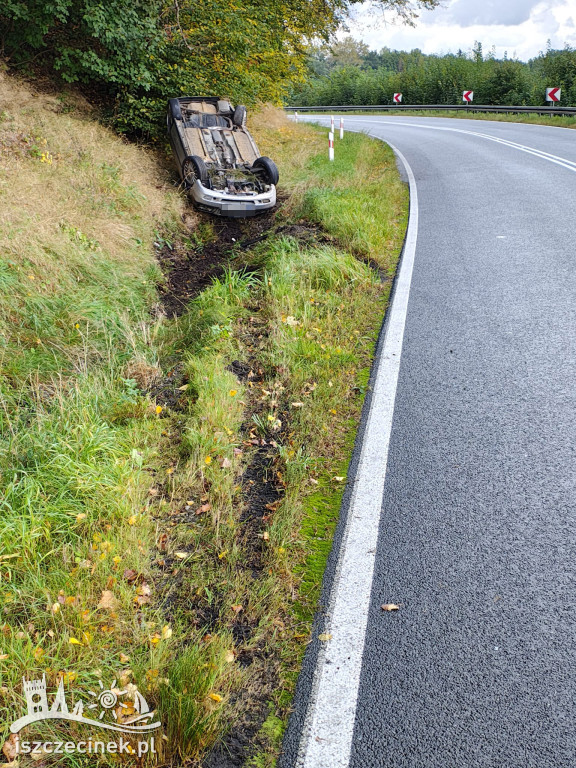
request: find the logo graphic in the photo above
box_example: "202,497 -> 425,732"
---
11,675 -> 161,735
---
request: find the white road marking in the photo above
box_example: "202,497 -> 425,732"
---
308,116 -> 576,174
295,144 -> 419,768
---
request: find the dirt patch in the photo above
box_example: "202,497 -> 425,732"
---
156,203 -> 284,317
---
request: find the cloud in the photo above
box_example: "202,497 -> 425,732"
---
445,0 -> 541,27
348,0 -> 575,61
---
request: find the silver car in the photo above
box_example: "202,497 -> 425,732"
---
167,97 -> 279,217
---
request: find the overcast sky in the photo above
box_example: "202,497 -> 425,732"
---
348,0 -> 576,61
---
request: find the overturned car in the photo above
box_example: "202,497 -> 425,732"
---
167,97 -> 279,218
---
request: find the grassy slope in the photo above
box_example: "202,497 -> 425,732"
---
0,77 -> 407,767
0,70 -> 183,761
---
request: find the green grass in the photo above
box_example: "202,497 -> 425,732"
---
0,77 -> 408,767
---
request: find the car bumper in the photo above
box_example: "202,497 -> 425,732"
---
189,182 -> 276,217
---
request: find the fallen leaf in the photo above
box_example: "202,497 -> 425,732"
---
220,457 -> 232,469
262,531 -> 270,541
0,654 -> 8,661
224,650 -> 235,663
381,603 -> 401,612
291,402 -> 304,408
119,653 -> 130,663
128,515 -> 137,525
231,604 -> 243,613
229,390 -> 237,397
208,693 -> 222,702
334,476 -> 345,482
98,590 -> 118,611
123,568 -> 138,583
174,552 -> 188,560
76,513 -> 87,522
161,625 -> 173,640
205,456 -> 212,465
155,405 -> 163,415
318,633 -> 332,642
69,637 -> 82,645
2,733 -> 19,761
33,646 -> 44,661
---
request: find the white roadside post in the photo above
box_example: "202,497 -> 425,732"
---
339,116 -> 344,139
331,115 -> 335,134
328,131 -> 334,161
294,110 -> 298,123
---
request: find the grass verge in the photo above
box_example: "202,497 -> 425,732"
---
0,75 -> 407,768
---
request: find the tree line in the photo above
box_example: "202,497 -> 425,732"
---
291,39 -> 576,107
0,0 -> 438,137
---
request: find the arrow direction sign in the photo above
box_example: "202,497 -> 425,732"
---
393,93 -> 402,104
462,90 -> 474,103
546,87 -> 561,102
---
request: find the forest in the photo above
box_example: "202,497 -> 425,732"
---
290,38 -> 576,107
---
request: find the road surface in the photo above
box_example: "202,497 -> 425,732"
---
280,116 -> 576,768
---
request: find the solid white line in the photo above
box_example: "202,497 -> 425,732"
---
296,144 -> 419,768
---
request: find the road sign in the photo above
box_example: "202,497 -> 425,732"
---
546,87 -> 561,102
393,93 -> 402,104
463,90 -> 474,103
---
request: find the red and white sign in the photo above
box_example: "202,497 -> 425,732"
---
393,93 -> 402,104
462,90 -> 474,103
546,87 -> 561,102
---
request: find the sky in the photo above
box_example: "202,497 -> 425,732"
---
348,0 -> 576,61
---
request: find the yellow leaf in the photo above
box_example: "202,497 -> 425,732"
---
208,693 -> 222,702
155,405 -> 163,414
318,633 -> 332,642
128,515 -> 137,525
119,653 -> 130,663
75,323 -> 80,329
76,513 -> 87,521
82,632 -> 93,645
381,603 -> 401,612
204,456 -> 212,465
224,651 -> 235,663
166,467 -> 174,475
218,550 -> 228,560
174,552 -> 188,560
161,625 -> 173,640
69,637 -> 82,645
229,390 -> 237,397
51,603 -> 60,614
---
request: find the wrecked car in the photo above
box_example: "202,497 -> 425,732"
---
167,97 -> 279,217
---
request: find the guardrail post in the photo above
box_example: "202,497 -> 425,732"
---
328,131 -> 334,161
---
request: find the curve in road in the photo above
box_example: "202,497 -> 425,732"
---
280,116 -> 576,768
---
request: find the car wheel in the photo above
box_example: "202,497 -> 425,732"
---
232,105 -> 247,127
251,156 -> 279,186
169,98 -> 183,121
182,155 -> 209,187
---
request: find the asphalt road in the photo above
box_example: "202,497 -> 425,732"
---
280,116 -> 576,768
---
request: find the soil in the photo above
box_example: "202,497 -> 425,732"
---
156,203 -> 284,317
150,202 -> 386,767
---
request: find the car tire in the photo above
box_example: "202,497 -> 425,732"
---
169,98 -> 183,121
251,156 -> 279,185
182,155 -> 209,187
232,105 -> 247,127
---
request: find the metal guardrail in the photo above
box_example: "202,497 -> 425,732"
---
286,104 -> 576,117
